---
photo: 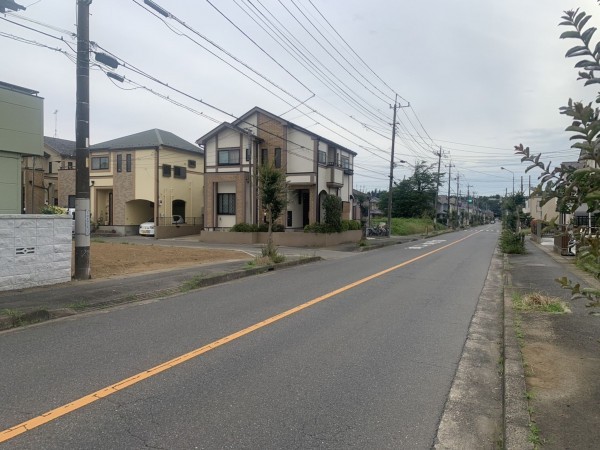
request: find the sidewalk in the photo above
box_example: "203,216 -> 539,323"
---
503,238 -> 600,449
0,233 -> 424,330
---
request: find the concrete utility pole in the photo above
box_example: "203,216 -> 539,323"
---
466,184 -> 472,227
446,162 -> 454,227
434,147 -> 443,225
387,95 -> 398,237
386,95 -> 409,237
74,0 -> 92,280
456,173 -> 460,227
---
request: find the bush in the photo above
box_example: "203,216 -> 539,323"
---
230,223 -> 258,232
304,223 -> 336,234
41,205 -> 67,215
500,230 -> 525,254
342,220 -> 361,231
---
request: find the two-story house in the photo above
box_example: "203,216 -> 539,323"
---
21,137 -> 76,213
197,107 -> 356,231
88,129 -> 204,236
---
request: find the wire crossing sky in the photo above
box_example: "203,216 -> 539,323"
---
2,0 -> 598,195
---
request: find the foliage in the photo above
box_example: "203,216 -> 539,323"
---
372,217 -> 444,236
500,230 -> 525,254
258,163 -> 288,258
304,222 -> 337,234
323,194 -> 343,232
512,291 -> 568,313
379,161 -> 443,219
342,219 -> 362,231
40,205 -> 67,215
230,222 -> 284,232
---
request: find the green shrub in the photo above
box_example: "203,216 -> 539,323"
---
500,230 -> 525,254
230,223 -> 258,232
304,223 -> 336,234
41,205 -> 67,215
342,220 -> 361,231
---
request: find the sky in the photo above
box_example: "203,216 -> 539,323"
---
2,0 -> 600,197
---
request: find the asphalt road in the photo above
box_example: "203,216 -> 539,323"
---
0,226 -> 500,449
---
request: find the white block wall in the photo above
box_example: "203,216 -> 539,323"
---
0,215 -> 72,292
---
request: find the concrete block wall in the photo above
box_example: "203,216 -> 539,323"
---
0,215 -> 72,292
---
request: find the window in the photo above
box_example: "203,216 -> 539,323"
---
261,148 -> 268,166
217,193 -> 236,215
163,164 -> 171,177
126,154 -> 132,172
341,156 -> 350,169
68,195 -> 76,208
246,148 -> 251,162
318,150 -> 326,165
188,159 -> 196,168
218,148 -> 240,166
174,166 -> 186,179
91,156 -> 109,170
48,162 -> 53,174
67,161 -> 73,169
275,148 -> 282,168
117,154 -> 122,172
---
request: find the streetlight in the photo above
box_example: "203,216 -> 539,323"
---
501,167 -> 515,196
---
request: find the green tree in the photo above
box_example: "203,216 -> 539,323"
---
379,161 -> 441,218
258,163 -> 288,258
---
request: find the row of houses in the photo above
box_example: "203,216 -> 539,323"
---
4,81 -> 359,235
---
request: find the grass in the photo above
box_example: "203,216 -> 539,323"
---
512,291 -> 569,313
2,308 -> 25,327
180,275 -> 206,292
529,422 -> 543,448
67,300 -> 89,311
384,218 -> 445,236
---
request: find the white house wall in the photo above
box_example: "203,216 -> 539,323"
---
287,129 -> 314,173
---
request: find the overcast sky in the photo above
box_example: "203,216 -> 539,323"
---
3,0 -> 600,196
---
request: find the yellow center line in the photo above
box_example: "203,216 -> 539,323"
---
0,230 -> 481,443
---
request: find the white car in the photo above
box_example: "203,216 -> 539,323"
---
139,219 -> 155,236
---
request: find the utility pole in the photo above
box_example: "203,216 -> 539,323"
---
456,173 -> 460,227
466,184 -> 472,227
387,95 -> 398,237
433,147 -> 443,225
446,162 -> 454,227
386,95 -> 408,237
74,0 -> 92,280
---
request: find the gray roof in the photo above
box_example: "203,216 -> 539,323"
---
44,136 -> 76,157
90,129 -> 203,155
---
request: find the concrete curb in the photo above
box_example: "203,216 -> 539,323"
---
502,255 -> 534,449
0,256 -> 321,331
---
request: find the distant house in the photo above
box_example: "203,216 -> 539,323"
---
197,106 -> 356,231
22,137 -> 76,212
0,81 -> 43,214
88,129 -> 204,235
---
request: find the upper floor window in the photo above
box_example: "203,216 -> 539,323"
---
163,164 -> 171,177
341,156 -> 350,169
91,156 -> 109,170
126,154 -> 132,172
117,154 -> 122,172
67,161 -> 73,169
275,148 -> 282,168
48,161 -> 53,174
174,166 -> 186,179
188,159 -> 196,168
218,148 -> 240,166
318,150 -> 326,165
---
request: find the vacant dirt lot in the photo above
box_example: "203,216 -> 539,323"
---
83,242 -> 251,279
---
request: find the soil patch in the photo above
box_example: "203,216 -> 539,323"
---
80,242 -> 251,279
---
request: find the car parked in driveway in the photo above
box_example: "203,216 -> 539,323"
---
139,219 -> 155,236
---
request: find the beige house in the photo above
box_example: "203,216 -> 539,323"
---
22,137 -> 76,213
197,107 -> 356,231
88,129 -> 204,235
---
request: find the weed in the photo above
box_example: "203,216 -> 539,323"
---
526,390 -> 536,400
529,422 -> 543,448
180,275 -> 205,292
68,300 -> 89,311
513,291 -> 568,313
2,309 -> 25,327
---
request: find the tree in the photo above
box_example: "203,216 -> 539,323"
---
258,163 -> 288,258
515,8 -> 600,215
379,161 -> 441,218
